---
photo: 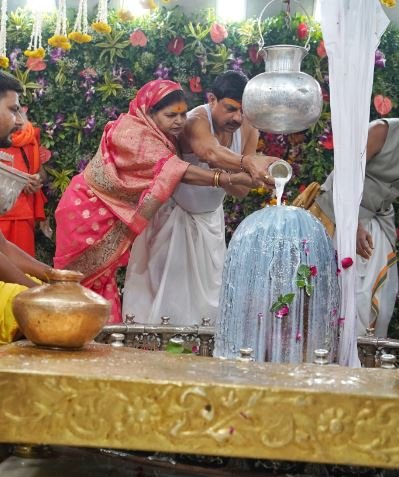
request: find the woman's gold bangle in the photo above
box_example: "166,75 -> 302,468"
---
213,169 -> 222,188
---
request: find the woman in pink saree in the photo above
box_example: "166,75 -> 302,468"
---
54,79 -> 253,322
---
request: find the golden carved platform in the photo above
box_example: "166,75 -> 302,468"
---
0,341 -> 398,469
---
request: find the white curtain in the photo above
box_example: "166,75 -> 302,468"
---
319,0 -> 389,366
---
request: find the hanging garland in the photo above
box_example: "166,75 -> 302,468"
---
0,0 -> 8,68
91,0 -> 111,34
69,0 -> 92,43
24,10 -> 45,58
48,0 -> 71,50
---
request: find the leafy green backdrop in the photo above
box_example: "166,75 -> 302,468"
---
4,6 -> 399,335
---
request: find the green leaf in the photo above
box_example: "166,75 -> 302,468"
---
296,279 -> 306,288
282,293 -> 295,304
166,341 -> 184,354
305,284 -> 314,297
297,264 -> 311,278
270,301 -> 283,313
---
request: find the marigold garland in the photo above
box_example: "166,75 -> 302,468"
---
0,55 -> 8,68
24,46 -> 45,58
48,34 -> 71,50
68,31 -> 92,43
70,0 -> 92,44
48,0 -> 71,50
25,10 -> 45,58
92,0 -> 111,34
91,21 -> 111,34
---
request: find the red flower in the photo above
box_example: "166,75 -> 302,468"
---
374,94 -> 392,116
26,57 -> 47,71
189,76 -> 202,93
322,88 -> 329,103
297,23 -> 308,41
309,265 -> 318,277
210,23 -> 228,44
129,29 -> 147,47
167,37 -> 185,56
275,305 -> 290,318
265,143 -> 286,157
319,132 -> 334,150
298,184 -> 306,193
316,40 -> 327,58
341,257 -> 353,269
248,45 -> 262,64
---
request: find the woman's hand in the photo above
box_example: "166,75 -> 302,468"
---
356,223 -> 373,259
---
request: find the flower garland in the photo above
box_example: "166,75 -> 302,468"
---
92,0 -> 111,34
69,0 -> 92,44
0,0 -> 8,68
48,0 -> 71,50
24,10 -> 45,58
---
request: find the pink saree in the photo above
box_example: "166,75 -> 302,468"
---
54,80 -> 189,323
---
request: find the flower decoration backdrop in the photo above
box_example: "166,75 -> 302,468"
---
2,5 -> 398,334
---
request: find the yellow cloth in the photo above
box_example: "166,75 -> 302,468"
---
292,182 -> 335,237
0,281 -> 27,344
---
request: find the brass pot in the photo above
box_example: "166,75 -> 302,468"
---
12,269 -> 110,349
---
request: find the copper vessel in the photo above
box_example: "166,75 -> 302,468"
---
12,269 -> 110,349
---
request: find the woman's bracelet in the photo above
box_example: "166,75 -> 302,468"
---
213,169 -> 222,188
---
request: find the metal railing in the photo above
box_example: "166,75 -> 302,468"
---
96,319 -> 399,368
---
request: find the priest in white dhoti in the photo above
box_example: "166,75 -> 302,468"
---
316,118 -> 399,338
122,71 -> 279,325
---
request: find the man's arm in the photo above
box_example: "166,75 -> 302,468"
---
356,121 -> 388,258
366,120 -> 388,161
0,232 -> 52,286
223,125 -> 259,197
181,111 -> 279,187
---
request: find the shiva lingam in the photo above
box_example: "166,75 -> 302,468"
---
12,269 -> 110,349
242,0 -> 322,133
214,206 -> 340,364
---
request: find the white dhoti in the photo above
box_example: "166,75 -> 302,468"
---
122,200 -> 226,326
356,218 -> 398,337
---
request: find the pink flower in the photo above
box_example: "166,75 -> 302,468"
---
275,305 -> 290,318
341,257 -> 353,269
316,40 -> 327,58
248,44 -> 262,64
309,265 -> 318,277
297,23 -> 308,41
167,36 -> 185,55
210,23 -> 228,44
26,57 -> 47,71
295,332 -> 302,342
130,29 -> 148,47
374,94 -> 392,116
189,76 -> 202,93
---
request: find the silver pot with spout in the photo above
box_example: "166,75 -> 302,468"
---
243,44 -> 322,134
